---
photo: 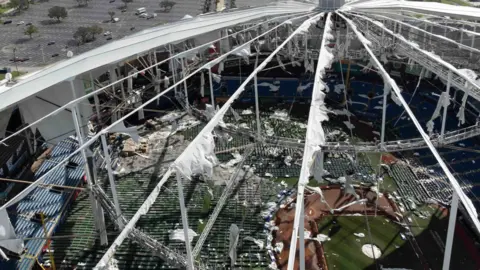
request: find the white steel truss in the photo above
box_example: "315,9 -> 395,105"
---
1,1 -> 480,270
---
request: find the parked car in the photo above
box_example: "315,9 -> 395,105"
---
9,57 -> 29,62
139,13 -> 148,18
121,8 -> 127,13
135,7 -> 146,15
51,53 -> 59,57
3,20 -> 12,25
113,17 -> 120,22
17,21 -> 24,25
103,31 -> 111,36
25,22 -> 32,26
47,41 -> 55,45
146,13 -> 157,19
106,36 -> 112,40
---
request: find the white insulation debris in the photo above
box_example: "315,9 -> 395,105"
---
244,236 -> 264,250
169,228 -> 198,243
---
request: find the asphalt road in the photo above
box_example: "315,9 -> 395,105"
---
0,0 -> 207,67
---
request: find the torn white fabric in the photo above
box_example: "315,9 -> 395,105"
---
212,73 -> 222,84
311,151 -> 325,182
297,82 -> 313,94
258,82 -> 280,92
169,228 -> 197,243
334,84 -> 345,94
431,92 -> 450,120
0,209 -> 24,256
269,109 -> 290,121
230,107 -> 242,122
200,72 -> 205,97
276,55 -> 287,71
345,174 -> 359,199
174,131 -> 217,179
164,76 -> 170,88
221,151 -> 243,168
244,236 -> 264,250
232,44 -> 251,63
343,121 -> 355,130
332,199 -> 367,212
108,121 -> 140,143
305,185 -> 332,212
229,224 -> 240,266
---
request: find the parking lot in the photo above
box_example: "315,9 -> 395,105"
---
0,0 -> 207,67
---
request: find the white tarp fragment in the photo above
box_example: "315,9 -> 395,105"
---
164,76 -> 170,88
270,109 -> 289,121
230,107 -> 242,122
212,73 -> 222,83
258,82 -> 280,92
354,232 -> 365,238
232,44 -> 251,63
0,209 -> 24,259
297,82 -> 313,94
334,84 -> 345,94
229,224 -> 240,266
169,228 -> 197,243
305,185 -> 332,212
332,199 -> 367,213
345,174 -> 359,199
108,121 -> 140,143
174,132 -> 218,179
244,236 -> 264,250
362,244 -> 382,259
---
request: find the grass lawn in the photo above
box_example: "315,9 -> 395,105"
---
0,71 -> 25,80
0,6 -> 9,14
317,216 -> 423,270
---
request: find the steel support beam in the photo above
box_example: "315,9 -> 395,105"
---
208,68 -> 215,106
441,71 -> 452,140
72,77 -> 108,246
443,192 -> 459,270
339,11 -> 480,233
176,173 -> 194,270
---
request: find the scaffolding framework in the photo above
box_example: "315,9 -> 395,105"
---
0,1 -> 480,269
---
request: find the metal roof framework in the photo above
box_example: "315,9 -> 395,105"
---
1,0 -> 480,269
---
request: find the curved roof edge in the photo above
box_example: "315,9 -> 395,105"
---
0,1 -> 315,111
344,0 -> 480,20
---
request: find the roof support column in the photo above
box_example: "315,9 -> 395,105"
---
440,71 -> 452,141
180,57 -> 190,110
254,51 -> 261,139
381,84 -> 388,146
70,78 -> 109,245
169,45 -> 178,97
100,134 -> 124,229
208,68 -> 215,106
176,173 -> 194,269
443,191 -> 459,270
471,22 -> 477,58
460,23 -> 464,44
254,75 -> 261,139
